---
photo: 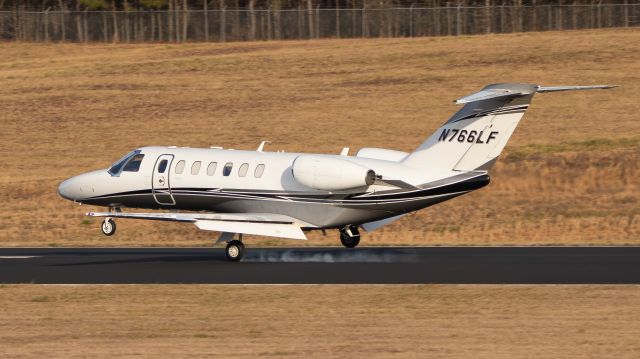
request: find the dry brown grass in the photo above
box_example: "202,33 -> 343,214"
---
0,28 -> 638,246
0,285 -> 639,358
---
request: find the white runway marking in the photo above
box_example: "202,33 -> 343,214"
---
0,256 -> 40,259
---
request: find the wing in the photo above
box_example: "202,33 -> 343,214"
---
86,211 -> 309,240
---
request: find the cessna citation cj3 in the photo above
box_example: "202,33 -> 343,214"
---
59,83 -> 615,261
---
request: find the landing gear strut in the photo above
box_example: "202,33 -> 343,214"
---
340,225 -> 361,248
101,218 -> 116,236
225,237 -> 245,262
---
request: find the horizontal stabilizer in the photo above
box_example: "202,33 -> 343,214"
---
536,85 -> 617,93
454,84 -> 616,105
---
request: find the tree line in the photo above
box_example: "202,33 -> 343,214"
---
3,1 -> 635,42
0,0 -> 632,11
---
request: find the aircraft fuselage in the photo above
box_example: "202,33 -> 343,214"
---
59,146 -> 489,229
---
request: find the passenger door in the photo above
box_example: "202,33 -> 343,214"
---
152,154 -> 176,205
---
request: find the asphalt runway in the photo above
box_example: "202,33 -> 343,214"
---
1,247 -> 639,284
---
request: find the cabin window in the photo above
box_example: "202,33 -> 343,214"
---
254,164 -> 265,178
207,162 -> 217,176
123,154 -> 145,172
238,163 -> 249,177
175,160 -> 185,174
191,161 -> 201,175
223,162 -> 233,176
157,159 -> 168,173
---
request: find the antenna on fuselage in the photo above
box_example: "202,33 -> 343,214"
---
257,141 -> 271,152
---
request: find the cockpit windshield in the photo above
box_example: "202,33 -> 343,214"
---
108,150 -> 141,176
123,154 -> 145,172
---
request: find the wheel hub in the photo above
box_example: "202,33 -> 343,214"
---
225,240 -> 245,262
228,245 -> 239,258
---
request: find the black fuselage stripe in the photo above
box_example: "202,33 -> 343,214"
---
85,175 -> 490,204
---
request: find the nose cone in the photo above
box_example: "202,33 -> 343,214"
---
58,170 -> 109,202
58,176 -> 82,201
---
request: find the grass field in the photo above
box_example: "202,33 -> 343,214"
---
0,285 -> 639,358
0,28 -> 638,246
1,30 -> 638,359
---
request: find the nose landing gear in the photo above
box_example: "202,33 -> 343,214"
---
100,207 -> 120,236
339,225 -> 361,248
101,218 -> 116,236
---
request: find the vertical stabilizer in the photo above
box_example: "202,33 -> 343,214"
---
402,83 -> 615,172
403,83 -> 537,171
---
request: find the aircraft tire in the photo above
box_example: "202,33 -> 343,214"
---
101,218 -> 116,236
226,240 -> 245,262
340,231 -> 360,248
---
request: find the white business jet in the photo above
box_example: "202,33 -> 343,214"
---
58,83 -> 615,261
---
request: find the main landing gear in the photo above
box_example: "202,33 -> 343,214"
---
340,225 -> 361,248
225,239 -> 245,262
221,233 -> 245,262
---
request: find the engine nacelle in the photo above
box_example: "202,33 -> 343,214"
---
356,147 -> 409,162
292,155 -> 376,191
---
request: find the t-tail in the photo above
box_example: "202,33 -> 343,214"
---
402,83 -> 616,172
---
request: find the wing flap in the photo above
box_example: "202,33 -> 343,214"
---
195,220 -> 307,240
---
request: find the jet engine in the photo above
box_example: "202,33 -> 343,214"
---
292,155 -> 376,191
